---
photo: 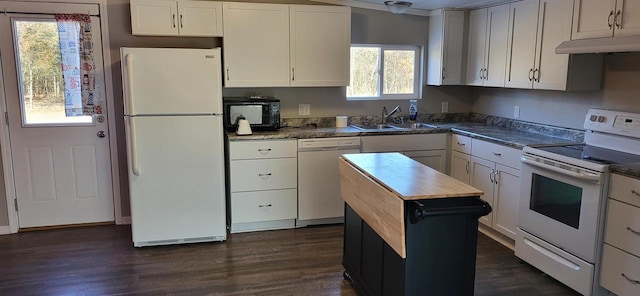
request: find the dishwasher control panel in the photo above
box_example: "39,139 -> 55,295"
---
298,137 -> 361,151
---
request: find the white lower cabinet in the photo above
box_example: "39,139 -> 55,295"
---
600,174 -> 640,296
469,139 -> 521,240
360,134 -> 447,172
228,139 -> 297,233
450,134 -> 473,184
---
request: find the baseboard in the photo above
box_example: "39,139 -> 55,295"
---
479,224 -> 515,251
0,225 -> 10,235
120,216 -> 131,225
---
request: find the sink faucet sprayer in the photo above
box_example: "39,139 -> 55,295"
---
382,105 -> 401,124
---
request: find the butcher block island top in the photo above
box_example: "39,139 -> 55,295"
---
341,153 -> 483,200
339,153 -> 484,258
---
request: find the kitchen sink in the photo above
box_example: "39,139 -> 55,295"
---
390,122 -> 438,129
350,124 -> 404,130
350,122 -> 438,131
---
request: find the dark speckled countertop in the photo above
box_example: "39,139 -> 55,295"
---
611,163 -> 640,179
227,122 -> 581,149
227,118 -> 640,179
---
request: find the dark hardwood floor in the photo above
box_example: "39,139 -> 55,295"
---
0,224 -> 579,295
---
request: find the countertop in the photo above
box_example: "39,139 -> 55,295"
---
227,122 -> 581,149
226,120 -> 640,177
341,153 -> 483,200
611,163 -> 640,179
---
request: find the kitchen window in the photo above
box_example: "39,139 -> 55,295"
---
347,44 -> 421,101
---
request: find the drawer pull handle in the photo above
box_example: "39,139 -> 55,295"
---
259,204 -> 272,208
621,273 -> 640,285
258,148 -> 272,154
457,142 -> 466,146
632,189 -> 640,197
493,152 -> 502,156
258,173 -> 272,178
627,226 -> 640,237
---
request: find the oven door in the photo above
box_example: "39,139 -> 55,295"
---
518,154 -> 605,262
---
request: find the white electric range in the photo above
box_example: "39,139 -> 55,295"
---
516,109 -> 640,296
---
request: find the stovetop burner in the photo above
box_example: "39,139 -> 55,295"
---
535,144 -> 640,166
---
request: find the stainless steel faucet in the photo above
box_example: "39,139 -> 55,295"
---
382,105 -> 402,124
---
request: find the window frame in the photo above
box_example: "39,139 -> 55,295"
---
347,44 -> 422,101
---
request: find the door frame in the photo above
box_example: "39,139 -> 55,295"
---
0,0 -> 122,233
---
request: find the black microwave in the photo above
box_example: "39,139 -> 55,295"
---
223,97 -> 280,131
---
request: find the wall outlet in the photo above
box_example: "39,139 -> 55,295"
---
299,104 -> 311,116
441,102 -> 449,113
514,106 -> 520,118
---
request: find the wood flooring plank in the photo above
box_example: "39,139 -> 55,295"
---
0,224 -> 579,295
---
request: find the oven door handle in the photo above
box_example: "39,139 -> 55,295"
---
521,156 -> 601,183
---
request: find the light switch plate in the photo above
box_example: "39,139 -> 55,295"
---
299,104 -> 311,116
514,106 -> 520,118
441,102 -> 449,113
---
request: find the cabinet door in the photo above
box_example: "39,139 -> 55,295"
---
616,0 -> 640,37
466,8 -> 488,86
442,10 -> 466,85
471,156 -> 495,227
222,2 -> 290,87
572,0 -> 616,39
290,5 -> 350,87
404,150 -> 446,173
505,0 -> 539,89
130,0 -> 178,36
533,0 -> 574,90
493,164 -> 520,239
483,4 -> 510,87
177,1 -> 223,37
450,151 -> 471,185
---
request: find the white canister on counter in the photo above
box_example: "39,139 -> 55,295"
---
336,116 -> 348,128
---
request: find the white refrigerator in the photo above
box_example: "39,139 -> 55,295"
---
121,47 -> 226,247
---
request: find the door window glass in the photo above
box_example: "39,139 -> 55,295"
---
529,173 -> 583,229
13,19 -> 92,125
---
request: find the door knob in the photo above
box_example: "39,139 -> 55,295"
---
97,131 -> 106,138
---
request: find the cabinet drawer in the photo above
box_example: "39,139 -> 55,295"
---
231,189 -> 297,223
452,134 -> 472,154
229,140 -> 297,160
605,199 -> 640,256
471,140 -> 521,169
610,174 -> 640,208
230,158 -> 297,192
600,244 -> 640,296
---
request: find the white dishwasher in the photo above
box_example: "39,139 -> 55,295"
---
297,137 -> 360,226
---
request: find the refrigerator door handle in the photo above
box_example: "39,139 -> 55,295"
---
125,53 -> 135,115
129,117 -> 140,176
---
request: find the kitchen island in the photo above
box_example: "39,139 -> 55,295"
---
339,153 -> 488,296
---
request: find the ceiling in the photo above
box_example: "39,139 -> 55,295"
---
311,0 -> 511,15
361,0 -> 509,10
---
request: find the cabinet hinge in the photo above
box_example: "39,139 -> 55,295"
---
14,198 -> 18,212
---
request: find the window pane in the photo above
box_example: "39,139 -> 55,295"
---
347,47 -> 379,97
14,20 -> 92,125
383,50 -> 415,95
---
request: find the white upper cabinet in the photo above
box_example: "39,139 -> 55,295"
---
290,5 -> 351,87
223,2 -> 290,87
223,3 -> 351,88
130,0 -> 222,37
506,0 -> 603,91
427,10 -> 466,86
466,8 -> 488,86
573,0 -> 640,39
466,4 -> 510,87
504,0 -> 539,89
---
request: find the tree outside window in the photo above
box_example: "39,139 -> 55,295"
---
347,45 -> 421,101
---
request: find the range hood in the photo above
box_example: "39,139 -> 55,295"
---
556,35 -> 640,54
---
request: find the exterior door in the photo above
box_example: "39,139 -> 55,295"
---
0,13 -> 114,228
